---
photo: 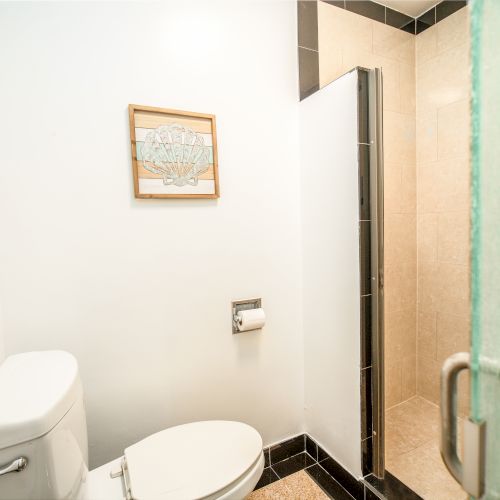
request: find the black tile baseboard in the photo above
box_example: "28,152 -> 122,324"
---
259,434 -> 363,498
258,434 -> 422,499
273,451 -> 316,478
365,471 -> 424,499
306,434 -> 318,460
269,434 -> 304,464
307,464 -> 356,500
254,466 -> 279,490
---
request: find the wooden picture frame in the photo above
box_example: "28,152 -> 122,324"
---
129,104 -> 220,199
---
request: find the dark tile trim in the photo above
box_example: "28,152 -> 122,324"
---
359,221 -> 372,295
306,434 -> 318,460
256,434 -> 422,500
323,0 -> 345,7
436,0 -> 467,22
263,446 -> 270,467
360,295 -> 372,369
254,466 -> 279,490
272,451 -> 316,478
416,6 -> 436,34
361,436 -> 373,476
361,367 -> 373,441
320,455 -> 364,499
319,0 -> 468,35
269,434 -> 304,464
358,145 -> 371,221
400,19 -> 416,35
298,0 -> 318,51
298,46 -> 319,101
385,6 -> 414,32
365,471 -> 424,500
345,1 -> 385,24
306,464 -> 356,500
357,68 -> 374,478
257,434 -> 364,498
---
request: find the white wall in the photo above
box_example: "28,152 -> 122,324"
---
0,1 -> 304,467
0,305 -> 4,364
301,71 -> 362,477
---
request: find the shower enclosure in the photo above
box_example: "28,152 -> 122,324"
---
380,1 -> 500,498
298,1 -> 500,498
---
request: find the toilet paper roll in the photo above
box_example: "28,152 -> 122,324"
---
237,308 -> 266,332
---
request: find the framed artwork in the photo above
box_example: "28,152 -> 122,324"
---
129,104 -> 219,199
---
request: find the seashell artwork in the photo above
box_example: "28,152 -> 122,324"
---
141,124 -> 211,187
129,105 -> 219,199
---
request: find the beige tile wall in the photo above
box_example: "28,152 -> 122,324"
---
317,2 -> 470,413
416,8 -> 471,414
317,1 -> 417,408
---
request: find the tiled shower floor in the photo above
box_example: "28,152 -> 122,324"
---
385,396 -> 467,500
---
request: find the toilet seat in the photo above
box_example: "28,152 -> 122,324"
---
121,420 -> 263,500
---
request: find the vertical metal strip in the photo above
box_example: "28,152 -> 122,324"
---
368,68 -> 385,478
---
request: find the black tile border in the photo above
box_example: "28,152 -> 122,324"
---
257,433 -> 423,499
254,466 -> 279,490
361,436 -> 373,476
306,464 -> 356,500
360,295 -> 372,368
298,46 -> 320,101
365,471 -> 424,499
298,0 -> 318,51
297,1 -> 319,101
257,434 -> 363,498
269,434 -> 304,464
436,0 -> 467,22
357,68 -> 375,479
385,6 -> 414,31
345,0 -> 385,24
272,451 -> 316,478
320,0 -> 468,35
416,6 -> 436,34
361,367 -> 373,440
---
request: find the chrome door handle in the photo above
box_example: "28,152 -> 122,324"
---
0,457 -> 28,476
440,352 -> 485,498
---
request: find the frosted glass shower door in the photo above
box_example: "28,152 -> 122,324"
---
470,0 -> 500,498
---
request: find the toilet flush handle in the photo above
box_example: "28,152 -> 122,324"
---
0,457 -> 28,477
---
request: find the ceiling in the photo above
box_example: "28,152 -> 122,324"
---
373,0 -> 438,17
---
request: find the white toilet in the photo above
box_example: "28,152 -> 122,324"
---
0,351 -> 264,500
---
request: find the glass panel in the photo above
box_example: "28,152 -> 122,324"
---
470,0 -> 500,497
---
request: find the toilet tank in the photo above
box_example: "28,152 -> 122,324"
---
0,351 -> 89,500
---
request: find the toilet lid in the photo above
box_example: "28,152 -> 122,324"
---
124,420 -> 262,500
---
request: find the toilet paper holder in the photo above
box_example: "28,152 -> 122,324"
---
232,298 -> 262,334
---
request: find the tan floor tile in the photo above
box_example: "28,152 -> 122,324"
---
247,471 -> 329,500
246,480 -> 290,499
281,471 -> 330,500
386,397 -> 468,500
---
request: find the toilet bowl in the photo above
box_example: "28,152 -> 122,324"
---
0,351 -> 264,500
87,421 -> 264,500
